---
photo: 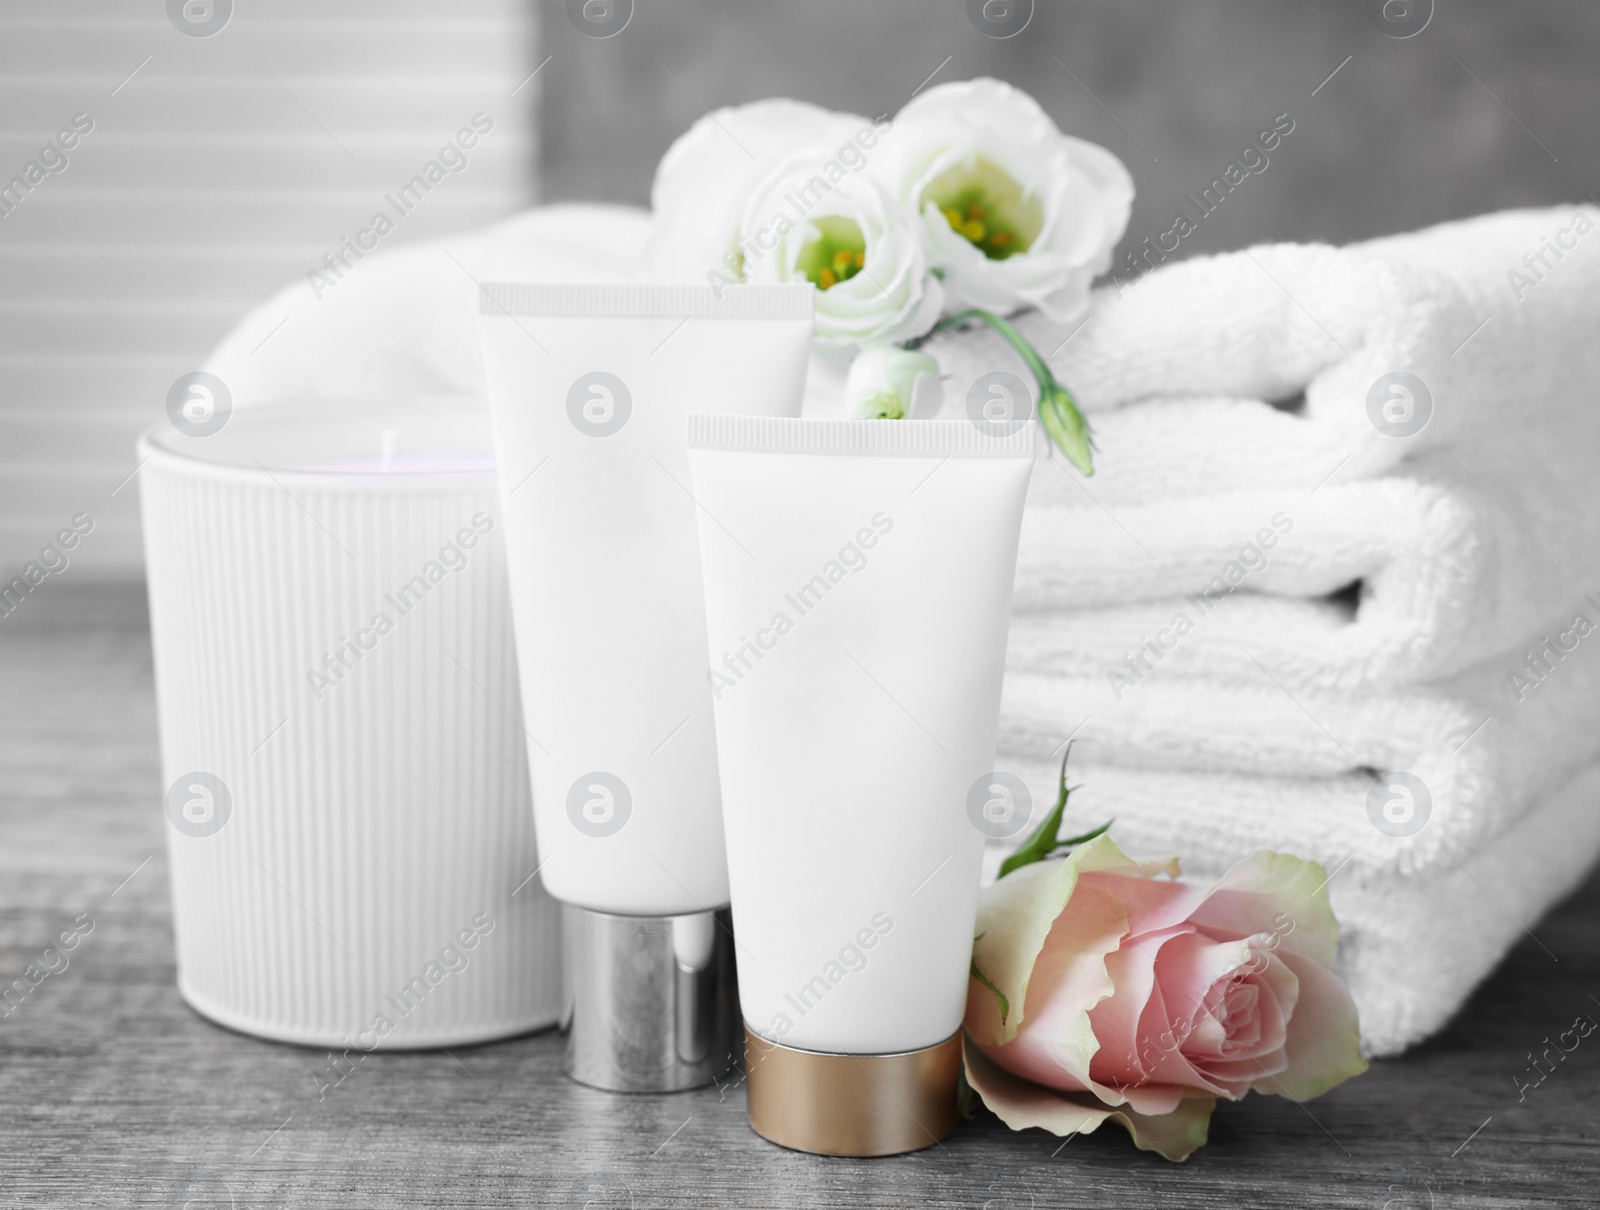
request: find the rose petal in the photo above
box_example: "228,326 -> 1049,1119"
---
1133,975 -> 1247,1101
1195,950 -> 1299,1086
1152,931 -> 1256,1046
1084,923 -> 1189,1087
1253,950 -> 1369,1101
965,1037 -> 1215,1163
1190,851 -> 1342,967
1082,866 -> 1199,938
1243,947 -> 1300,1058
979,881 -> 1129,1092
968,833 -> 1150,1047
1112,1079 -> 1196,1119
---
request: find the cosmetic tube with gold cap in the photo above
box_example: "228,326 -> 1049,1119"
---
686,416 -> 1035,1156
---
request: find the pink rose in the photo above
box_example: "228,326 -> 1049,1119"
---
965,835 -> 1367,1161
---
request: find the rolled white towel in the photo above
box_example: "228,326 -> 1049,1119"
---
205,204 -> 654,409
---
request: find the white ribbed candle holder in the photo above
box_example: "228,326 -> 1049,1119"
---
137,402 -> 561,1049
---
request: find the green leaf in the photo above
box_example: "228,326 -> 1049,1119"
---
996,744 -> 1110,880
1053,821 -> 1114,848
969,956 -> 1009,1026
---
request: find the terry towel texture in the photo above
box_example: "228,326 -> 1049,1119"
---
999,625 -> 1600,881
1326,761 -> 1600,1057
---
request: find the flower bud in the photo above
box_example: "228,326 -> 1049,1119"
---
845,345 -> 942,420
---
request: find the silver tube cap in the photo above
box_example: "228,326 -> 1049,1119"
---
560,904 -> 738,1092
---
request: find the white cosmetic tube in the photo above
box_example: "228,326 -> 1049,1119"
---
477,283 -> 813,1091
686,416 -> 1035,1155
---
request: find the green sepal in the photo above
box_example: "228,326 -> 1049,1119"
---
997,745 -> 1111,880
969,954 -> 1010,1026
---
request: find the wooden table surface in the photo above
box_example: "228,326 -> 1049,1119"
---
2,582 -> 1595,1208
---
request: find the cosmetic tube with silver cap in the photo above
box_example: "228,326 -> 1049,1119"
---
475,282 -> 813,1092
561,905 -> 738,1092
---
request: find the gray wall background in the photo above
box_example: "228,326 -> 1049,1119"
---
10,1 -> 1597,579
539,0 -> 1599,257
0,1 -> 538,579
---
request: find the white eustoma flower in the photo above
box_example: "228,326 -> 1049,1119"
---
844,345 -> 942,419
737,146 -> 943,348
643,99 -> 871,284
874,78 -> 1134,322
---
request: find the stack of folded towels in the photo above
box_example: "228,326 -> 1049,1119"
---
941,206 -> 1600,1057
207,204 -> 1600,1058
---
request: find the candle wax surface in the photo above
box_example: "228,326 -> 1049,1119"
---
302,452 -> 497,475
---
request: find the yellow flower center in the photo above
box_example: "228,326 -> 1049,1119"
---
922,157 -> 1041,261
796,216 -> 867,290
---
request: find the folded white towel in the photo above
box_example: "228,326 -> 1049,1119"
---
1013,450 -> 1596,691
1005,623 -> 1600,781
1328,759 -> 1600,1057
996,609 -> 1600,880
952,206 -> 1600,487
980,760 -> 1600,1058
942,208 -> 1600,690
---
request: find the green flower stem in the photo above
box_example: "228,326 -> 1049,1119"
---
926,308 -> 1050,377
996,745 -> 1111,881
908,308 -> 1095,476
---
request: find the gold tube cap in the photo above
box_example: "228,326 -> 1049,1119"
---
743,1027 -> 961,1157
